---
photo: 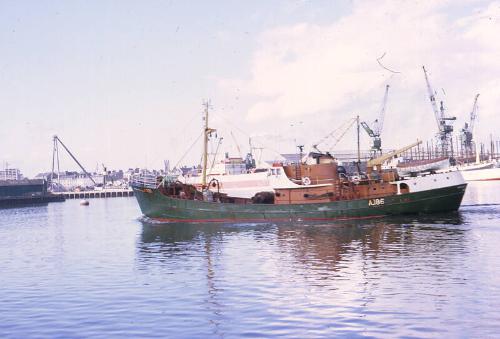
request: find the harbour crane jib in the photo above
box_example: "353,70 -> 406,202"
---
422,66 -> 456,156
461,93 -> 480,154
361,84 -> 390,156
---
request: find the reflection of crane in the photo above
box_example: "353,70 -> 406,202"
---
422,66 -> 456,156
361,84 -> 390,156
50,135 -> 96,189
461,93 -> 480,156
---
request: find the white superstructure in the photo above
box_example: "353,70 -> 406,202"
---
181,165 -> 300,199
395,170 -> 465,193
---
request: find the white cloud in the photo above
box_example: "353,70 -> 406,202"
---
220,0 -> 500,152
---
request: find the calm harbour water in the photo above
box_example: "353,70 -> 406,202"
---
1,182 -> 500,338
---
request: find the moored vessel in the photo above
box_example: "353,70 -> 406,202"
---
459,165 -> 500,181
0,179 -> 65,207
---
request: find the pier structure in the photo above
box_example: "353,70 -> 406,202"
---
55,188 -> 133,199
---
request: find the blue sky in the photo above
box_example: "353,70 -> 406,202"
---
1,1 -> 498,176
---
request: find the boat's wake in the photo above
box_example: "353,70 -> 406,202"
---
461,203 -> 500,207
136,214 -> 277,228
137,215 -> 165,225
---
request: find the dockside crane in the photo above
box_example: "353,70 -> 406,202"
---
461,93 -> 480,157
50,135 -> 96,190
422,66 -> 456,156
361,84 -> 390,156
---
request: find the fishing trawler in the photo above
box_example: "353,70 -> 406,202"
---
131,104 -> 467,223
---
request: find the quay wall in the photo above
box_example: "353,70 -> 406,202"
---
55,189 -> 133,199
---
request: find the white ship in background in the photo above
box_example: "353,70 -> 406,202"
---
454,154 -> 500,181
452,92 -> 500,181
460,165 -> 500,181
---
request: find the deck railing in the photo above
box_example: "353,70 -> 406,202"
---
130,173 -> 159,189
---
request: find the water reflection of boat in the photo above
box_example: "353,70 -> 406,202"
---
140,221 -> 226,246
381,210 -> 464,225
135,216 -> 470,337
138,212 -> 465,266
137,220 -> 228,337
275,213 -> 465,267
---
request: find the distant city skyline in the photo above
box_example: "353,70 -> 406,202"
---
1,0 -> 499,177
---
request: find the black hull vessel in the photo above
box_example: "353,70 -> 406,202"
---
0,179 -> 65,208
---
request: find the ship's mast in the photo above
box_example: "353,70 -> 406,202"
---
356,115 -> 361,173
201,101 -> 216,188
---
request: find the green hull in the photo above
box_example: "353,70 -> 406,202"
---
132,183 -> 467,223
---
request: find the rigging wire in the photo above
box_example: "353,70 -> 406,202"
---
172,130 -> 204,170
146,109 -> 201,171
210,110 -> 285,159
209,137 -> 223,174
157,130 -> 204,188
313,117 -> 357,152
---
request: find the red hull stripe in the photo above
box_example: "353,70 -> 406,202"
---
151,214 -> 386,224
